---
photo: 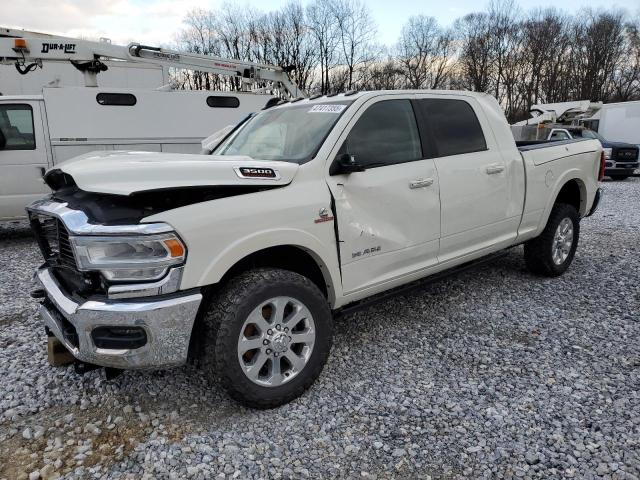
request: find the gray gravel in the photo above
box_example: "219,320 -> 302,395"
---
1,179 -> 639,479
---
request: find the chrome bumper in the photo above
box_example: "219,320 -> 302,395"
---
36,267 -> 202,369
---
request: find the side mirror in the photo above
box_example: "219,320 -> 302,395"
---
0,129 -> 5,150
330,153 -> 365,175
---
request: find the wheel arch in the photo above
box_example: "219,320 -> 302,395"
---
218,245 -> 334,302
554,177 -> 587,215
188,244 -> 337,365
532,175 -> 587,239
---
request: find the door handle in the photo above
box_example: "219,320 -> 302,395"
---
409,178 -> 434,189
486,164 -> 505,175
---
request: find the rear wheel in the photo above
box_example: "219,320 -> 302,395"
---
524,203 -> 579,277
201,268 -> 333,409
609,175 -> 630,181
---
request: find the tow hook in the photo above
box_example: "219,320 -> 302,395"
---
30,288 -> 45,299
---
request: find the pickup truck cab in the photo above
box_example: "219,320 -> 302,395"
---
29,90 -> 603,408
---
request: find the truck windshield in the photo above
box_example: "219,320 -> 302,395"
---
580,130 -> 606,142
213,100 -> 352,163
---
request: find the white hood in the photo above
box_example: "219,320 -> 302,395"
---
51,151 -> 299,195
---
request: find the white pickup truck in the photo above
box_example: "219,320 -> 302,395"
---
29,90 -> 603,408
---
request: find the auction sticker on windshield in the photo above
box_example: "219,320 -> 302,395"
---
309,104 -> 346,113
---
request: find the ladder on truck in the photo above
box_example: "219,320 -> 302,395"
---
0,27 -> 305,98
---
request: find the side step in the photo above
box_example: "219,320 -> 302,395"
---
334,249 -> 510,319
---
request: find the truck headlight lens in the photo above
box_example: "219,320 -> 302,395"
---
603,148 -> 612,160
70,233 -> 186,282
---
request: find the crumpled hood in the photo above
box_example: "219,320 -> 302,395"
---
49,150 -> 299,195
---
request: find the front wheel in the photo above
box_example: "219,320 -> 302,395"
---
524,203 -> 580,277
202,268 -> 333,409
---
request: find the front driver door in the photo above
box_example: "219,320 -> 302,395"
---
326,96 -> 441,296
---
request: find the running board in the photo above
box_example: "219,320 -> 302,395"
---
334,250 -> 510,319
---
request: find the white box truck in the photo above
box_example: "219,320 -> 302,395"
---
587,101 -> 640,147
0,87 -> 276,221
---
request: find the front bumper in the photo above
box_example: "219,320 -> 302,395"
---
36,267 -> 202,369
605,161 -> 639,174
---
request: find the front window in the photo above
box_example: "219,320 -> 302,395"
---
0,104 -> 36,150
214,101 -> 352,163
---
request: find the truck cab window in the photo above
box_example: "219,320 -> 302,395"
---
550,130 -> 570,141
0,104 -> 36,150
340,99 -> 422,168
416,99 -> 486,157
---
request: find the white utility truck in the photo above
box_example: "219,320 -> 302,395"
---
29,90 -> 603,408
583,101 -> 640,147
0,28 -> 303,221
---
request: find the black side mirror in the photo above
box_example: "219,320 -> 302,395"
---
330,153 -> 365,175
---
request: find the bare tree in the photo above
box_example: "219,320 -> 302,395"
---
571,10 -> 626,101
307,0 -> 341,93
611,19 -> 640,101
454,12 -> 494,92
396,15 -> 455,89
331,0 -> 378,90
171,1 -> 640,106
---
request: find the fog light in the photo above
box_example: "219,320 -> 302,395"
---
91,326 -> 147,350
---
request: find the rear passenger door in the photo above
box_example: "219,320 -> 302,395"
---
414,96 -> 520,262
326,96 -> 441,295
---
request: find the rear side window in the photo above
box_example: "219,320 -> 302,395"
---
207,96 -> 240,108
0,104 -> 36,150
416,99 -> 487,157
340,99 -> 422,168
96,93 -> 137,106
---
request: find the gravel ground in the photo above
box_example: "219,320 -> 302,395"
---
1,179 -> 639,480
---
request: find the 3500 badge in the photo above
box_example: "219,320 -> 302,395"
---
235,167 -> 279,179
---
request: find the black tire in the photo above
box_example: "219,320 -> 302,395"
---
608,175 -> 630,181
201,268 -> 333,409
524,203 -> 580,277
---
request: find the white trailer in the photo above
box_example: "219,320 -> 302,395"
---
0,28 -> 304,221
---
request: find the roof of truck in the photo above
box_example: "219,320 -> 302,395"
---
289,89 -> 493,103
0,94 -> 43,101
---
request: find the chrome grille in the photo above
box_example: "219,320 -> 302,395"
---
30,213 -> 77,268
613,148 -> 638,161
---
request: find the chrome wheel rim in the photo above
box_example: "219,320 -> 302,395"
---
552,218 -> 574,265
237,296 -> 316,387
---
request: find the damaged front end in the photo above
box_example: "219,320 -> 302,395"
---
28,153 -> 297,371
28,195 -> 203,370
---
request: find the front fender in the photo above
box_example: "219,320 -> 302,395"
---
143,177 -> 342,304
197,228 -> 341,303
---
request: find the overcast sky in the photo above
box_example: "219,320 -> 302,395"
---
4,0 -> 640,47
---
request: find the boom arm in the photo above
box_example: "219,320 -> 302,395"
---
0,27 -> 304,97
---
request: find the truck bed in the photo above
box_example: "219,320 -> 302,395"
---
516,138 -> 589,150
